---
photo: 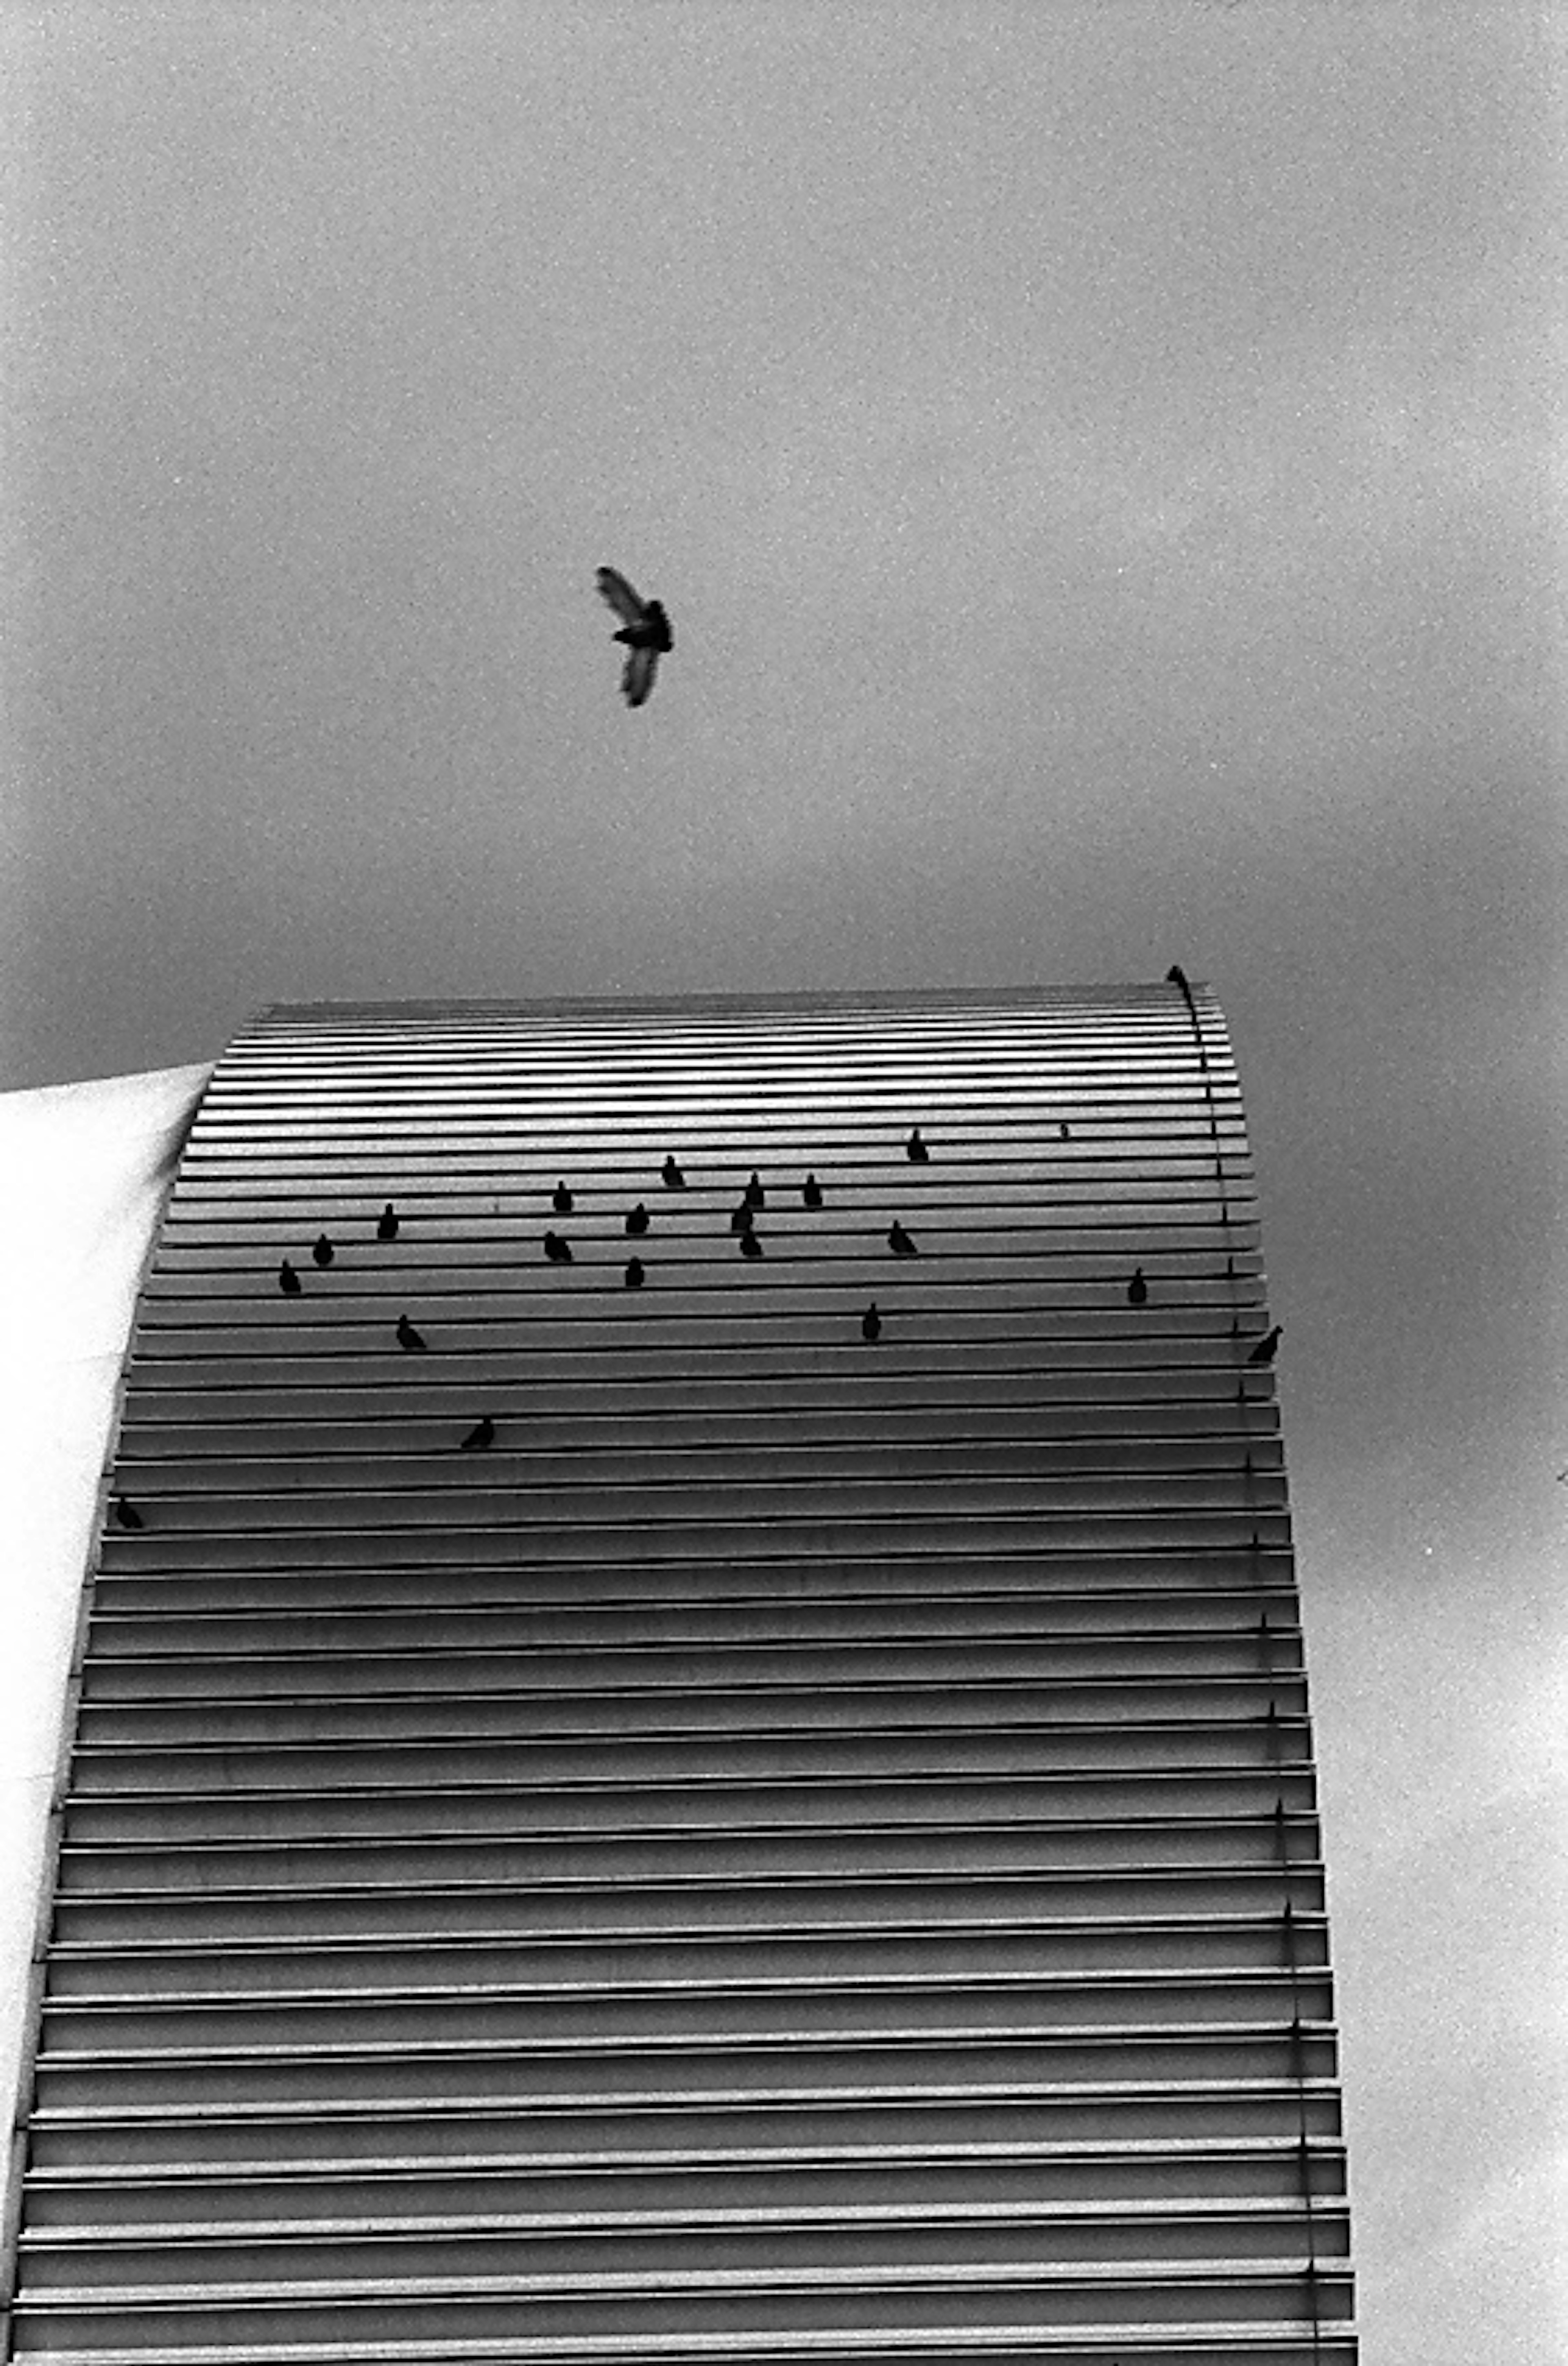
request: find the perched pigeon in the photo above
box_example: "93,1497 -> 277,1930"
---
543,1231 -> 572,1264
661,1155 -> 686,1189
802,1174 -> 824,1209
1247,1325 -> 1283,1366
459,1416 -> 496,1452
376,1203 -> 399,1241
1167,962 -> 1193,996
113,1495 -> 144,1531
596,566 -> 673,707
396,1314 -> 428,1352
625,1203 -> 650,1236
624,1256 -> 646,1289
905,1127 -> 929,1162
730,1202 -> 755,1234
861,1303 -> 882,1343
744,1172 -> 765,1210
739,1231 -> 764,1260
312,1233 -> 334,1268
278,1258 -> 302,1297
1058,1122 -> 1071,1141
888,1220 -> 918,1258
552,1181 -> 574,1215
1127,1268 -> 1148,1307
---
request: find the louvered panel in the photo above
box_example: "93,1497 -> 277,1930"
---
4,983 -> 1355,2362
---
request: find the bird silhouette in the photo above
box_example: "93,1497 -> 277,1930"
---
1058,1122 -> 1071,1141
624,1256 -> 646,1289
459,1416 -> 496,1452
802,1174 -> 824,1208
861,1303 -> 882,1342
739,1232 -> 764,1260
396,1314 -> 428,1352
661,1155 -> 686,1189
312,1234 -> 334,1268
744,1171 -> 765,1209
730,1202 -> 755,1234
113,1496 -> 144,1531
543,1231 -> 572,1263
1127,1268 -> 1148,1306
552,1182 -> 574,1214
625,1203 -> 650,1235
596,566 -> 673,707
376,1203 -> 399,1241
278,1258 -> 302,1297
905,1128 -> 929,1162
1247,1325 -> 1283,1365
888,1220 -> 918,1258
1166,962 -> 1193,997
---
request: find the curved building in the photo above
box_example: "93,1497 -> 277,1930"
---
3,983 -> 1355,2361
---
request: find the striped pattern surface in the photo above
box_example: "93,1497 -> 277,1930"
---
5,985 -> 1355,2361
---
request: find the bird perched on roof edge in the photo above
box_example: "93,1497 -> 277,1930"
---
596,567 -> 673,707
1247,1325 -> 1283,1365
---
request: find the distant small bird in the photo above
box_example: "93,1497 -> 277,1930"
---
396,1314 -> 428,1352
596,566 -> 673,707
312,1234 -> 334,1268
1247,1325 -> 1283,1366
739,1231 -> 764,1260
543,1231 -> 572,1263
1167,962 -> 1193,997
624,1257 -> 646,1289
729,1202 -> 755,1234
376,1203 -> 399,1241
888,1220 -> 918,1258
905,1128 -> 929,1162
625,1203 -> 650,1236
552,1182 -> 574,1214
661,1155 -> 686,1189
744,1171 -> 765,1209
459,1415 -> 496,1452
278,1258 -> 302,1296
1127,1268 -> 1148,1306
861,1303 -> 882,1342
113,1496 -> 144,1531
802,1174 -> 824,1208
1058,1122 -> 1071,1141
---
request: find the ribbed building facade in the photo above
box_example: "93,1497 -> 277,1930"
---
4,984 -> 1355,2362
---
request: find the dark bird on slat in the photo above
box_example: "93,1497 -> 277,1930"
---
543,1231 -> 573,1263
744,1171 -> 765,1209
888,1220 -> 918,1258
278,1259 -> 302,1297
1167,962 -> 1193,996
113,1496 -> 144,1531
861,1303 -> 882,1343
661,1155 -> 686,1189
396,1314 -> 428,1352
739,1231 -> 764,1260
312,1234 -> 334,1268
459,1416 -> 496,1453
376,1203 -> 399,1241
552,1182 -> 574,1215
1127,1268 -> 1148,1306
730,1202 -> 755,1234
905,1127 -> 929,1162
625,1203 -> 650,1236
1058,1122 -> 1071,1141
596,566 -> 673,707
1247,1325 -> 1283,1365
802,1173 -> 824,1208
624,1257 -> 646,1289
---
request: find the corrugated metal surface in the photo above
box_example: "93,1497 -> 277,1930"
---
5,983 -> 1355,2362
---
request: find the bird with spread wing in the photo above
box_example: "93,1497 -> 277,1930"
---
596,567 -> 673,707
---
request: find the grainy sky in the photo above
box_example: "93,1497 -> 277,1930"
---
4,5 -> 1566,2359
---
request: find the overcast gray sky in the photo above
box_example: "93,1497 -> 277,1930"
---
4,5 -> 1566,2358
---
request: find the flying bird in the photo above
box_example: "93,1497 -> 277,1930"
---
376,1204 -> 399,1241
1247,1325 -> 1283,1366
543,1231 -> 572,1264
661,1155 -> 686,1189
459,1416 -> 496,1452
888,1220 -> 918,1258
113,1496 -> 144,1531
596,566 -> 673,707
624,1257 -> 646,1289
625,1203 -> 650,1236
905,1128 -> 929,1162
861,1303 -> 882,1343
1127,1268 -> 1148,1306
802,1174 -> 824,1209
396,1314 -> 428,1352
278,1258 -> 302,1297
739,1231 -> 764,1260
552,1182 -> 574,1215
312,1234 -> 334,1268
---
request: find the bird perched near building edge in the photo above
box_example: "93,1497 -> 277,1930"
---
376,1203 -> 399,1241
1247,1324 -> 1283,1365
1127,1268 -> 1148,1306
596,567 -> 673,707
278,1259 -> 302,1296
396,1314 -> 428,1352
861,1303 -> 882,1343
459,1416 -> 496,1452
888,1220 -> 918,1258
